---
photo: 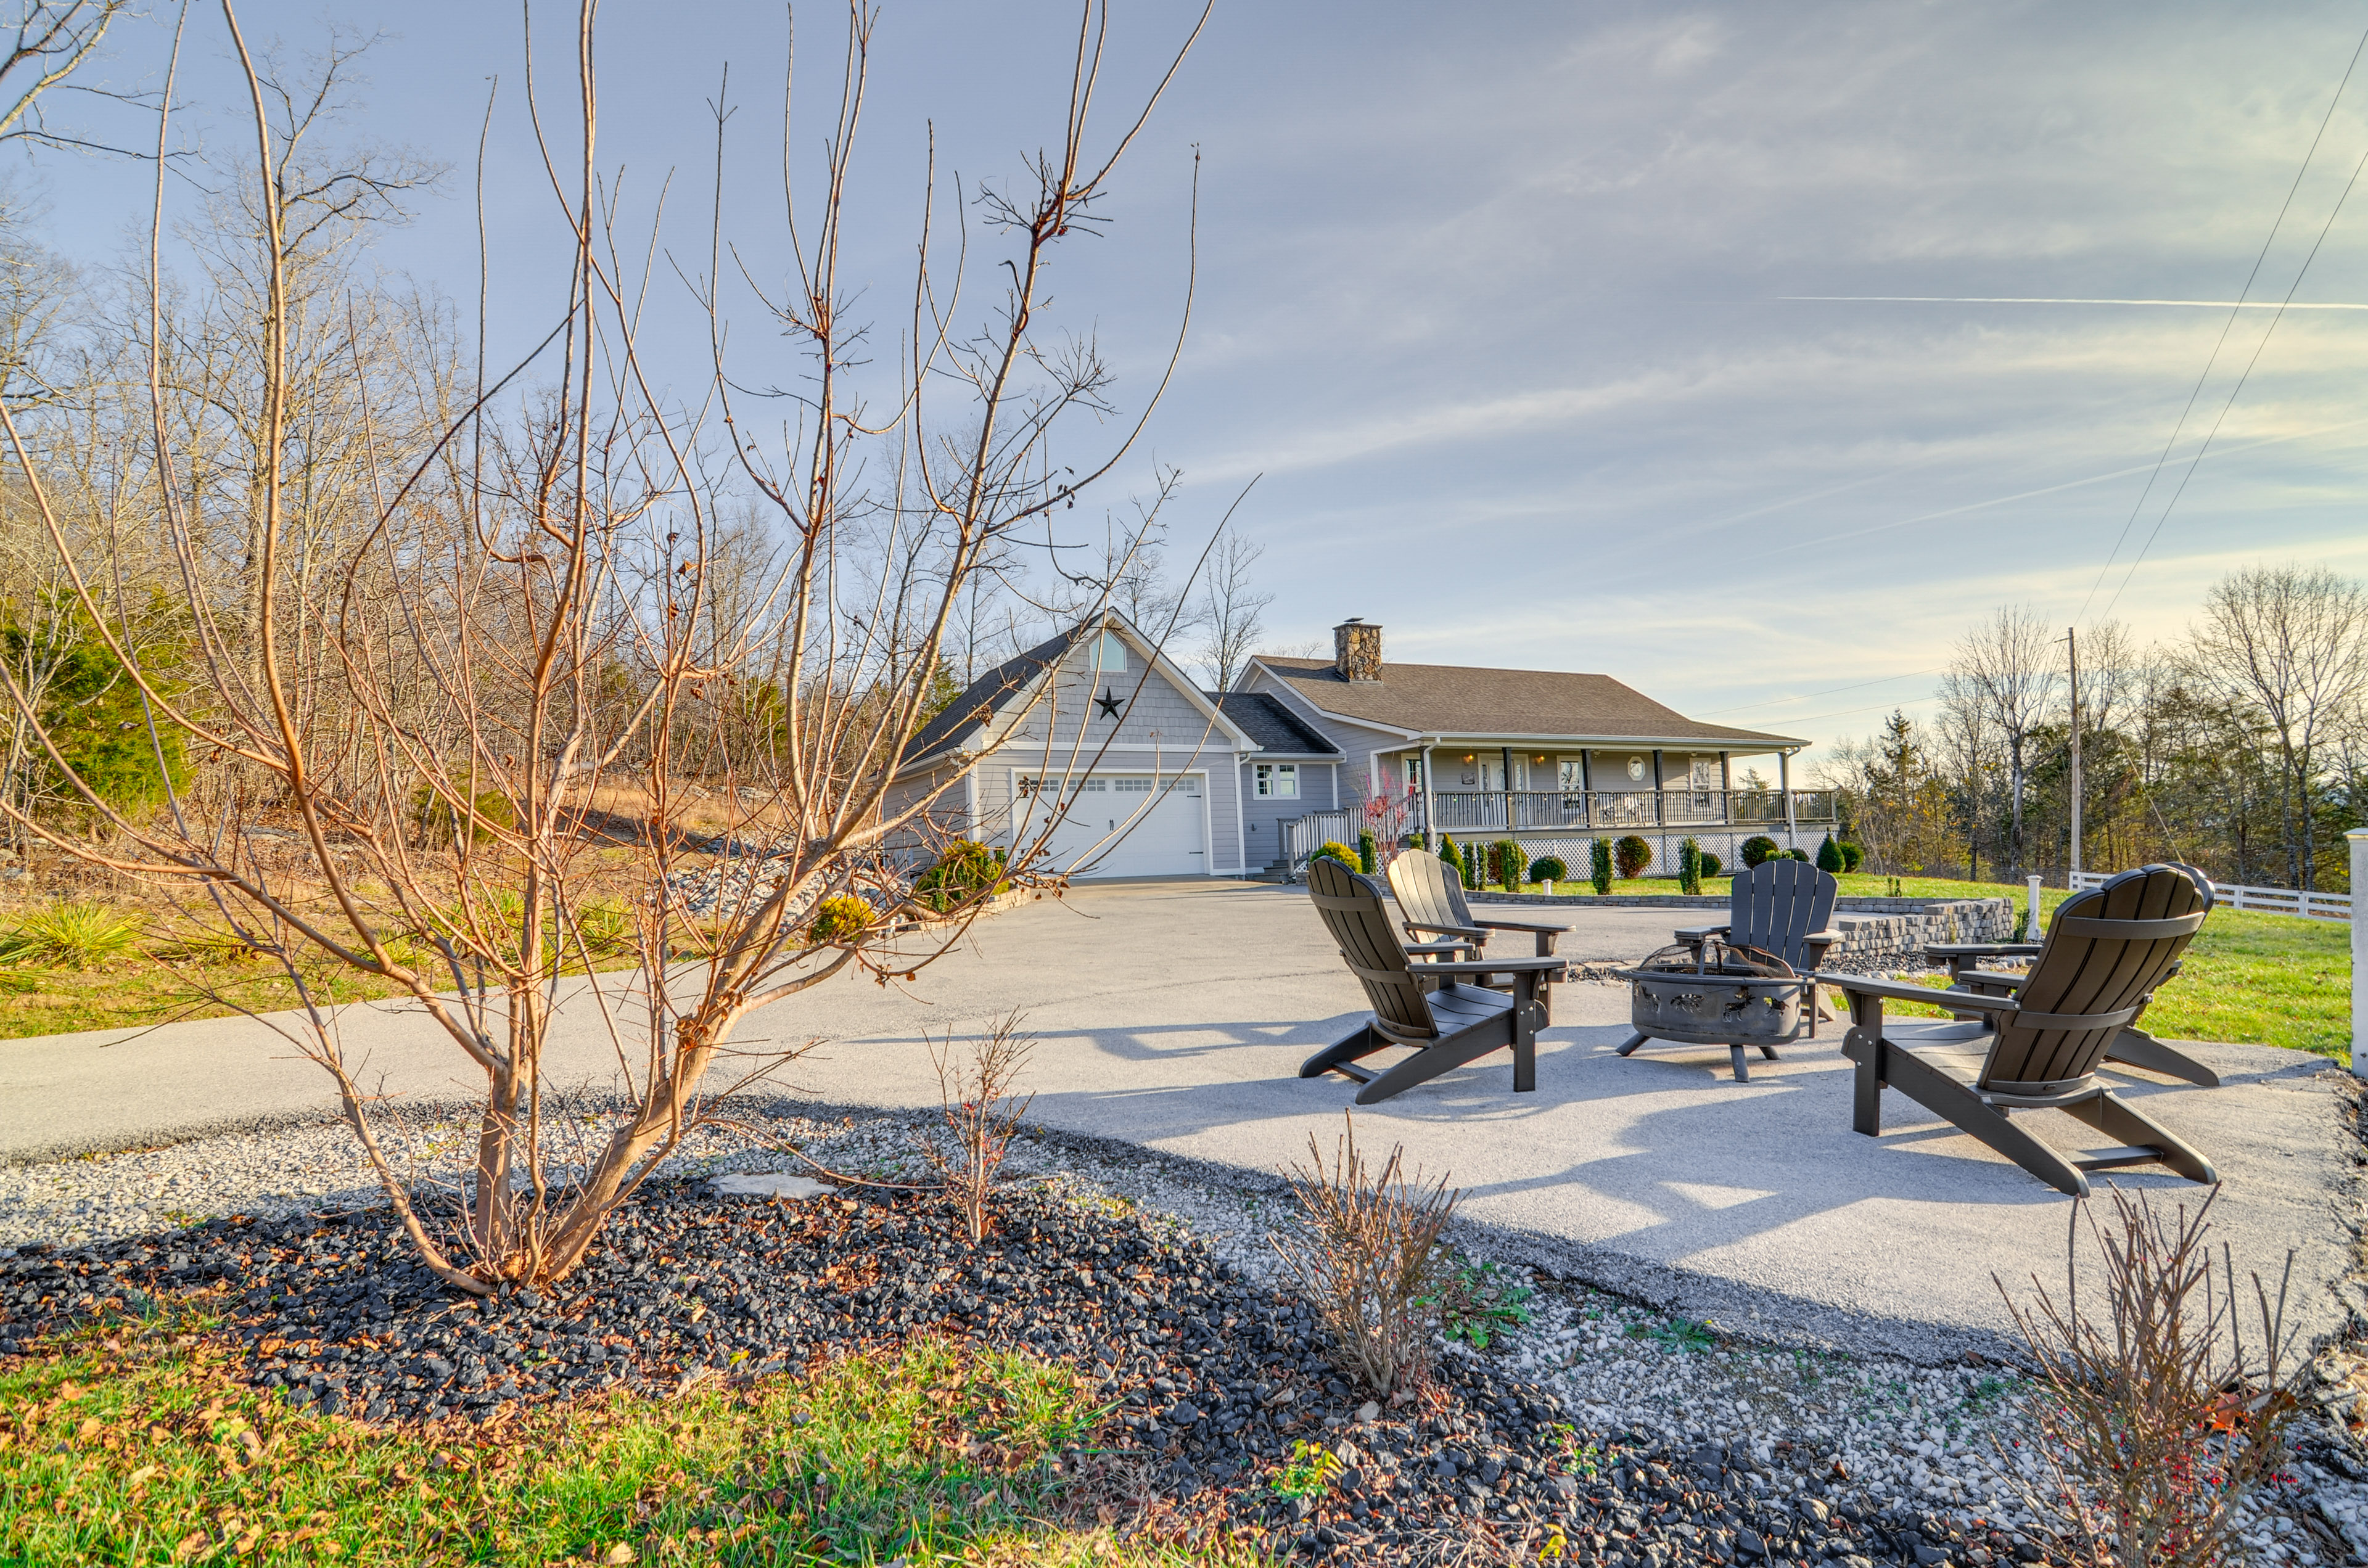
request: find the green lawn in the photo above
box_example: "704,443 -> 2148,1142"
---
0,1311 -> 1267,1567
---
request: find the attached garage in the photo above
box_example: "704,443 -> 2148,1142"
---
1014,772 -> 1207,879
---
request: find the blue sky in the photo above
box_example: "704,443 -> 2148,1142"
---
27,1 -> 2368,766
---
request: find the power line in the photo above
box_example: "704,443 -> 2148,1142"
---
2102,123 -> 2368,620
2077,19 -> 2368,623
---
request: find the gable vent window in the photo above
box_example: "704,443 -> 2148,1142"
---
1087,631 -> 1128,672
1255,763 -> 1298,799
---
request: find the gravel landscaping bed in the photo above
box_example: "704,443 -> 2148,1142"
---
2,1105 -> 2359,1565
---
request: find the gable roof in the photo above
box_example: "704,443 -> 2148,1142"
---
1249,655 -> 1804,750
903,613 -> 1260,772
1206,692 -> 1339,758
905,625 -> 1083,767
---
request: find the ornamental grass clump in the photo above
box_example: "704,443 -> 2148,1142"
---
0,900 -> 146,971
1271,1114 -> 1461,1396
1997,1188 -> 2301,1568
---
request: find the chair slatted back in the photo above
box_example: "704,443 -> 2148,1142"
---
1728,859 -> 1838,971
1386,849 -> 1476,934
1308,856 -> 1438,1043
1981,864 -> 2210,1090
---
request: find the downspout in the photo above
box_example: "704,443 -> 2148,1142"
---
1421,741 -> 1436,845
1781,748 -> 1797,847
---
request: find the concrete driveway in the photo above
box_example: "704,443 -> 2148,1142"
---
1,879 -> 2355,1361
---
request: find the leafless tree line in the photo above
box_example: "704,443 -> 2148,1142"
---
1825,565 -> 2368,890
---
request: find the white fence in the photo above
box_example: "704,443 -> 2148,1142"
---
2068,870 -> 2352,921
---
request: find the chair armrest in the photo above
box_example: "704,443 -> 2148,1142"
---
1421,956 -> 1567,977
1406,920 -> 1491,940
1475,917 -> 1572,935
1404,940 -> 1472,958
1813,972 -> 2020,1012
1952,968 -> 2030,995
1924,942 -> 2042,959
1674,923 -> 1730,943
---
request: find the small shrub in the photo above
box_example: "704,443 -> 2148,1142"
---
0,900 -> 146,970
1529,855 -> 1568,884
1700,851 -> 1722,879
1270,1114 -> 1461,1395
921,1011 -> 1037,1246
1999,1189 -> 2301,1568
1789,847 -> 1812,863
1739,834 -> 1779,869
915,839 -> 1009,913
1840,841 -> 1865,872
1589,839 -> 1613,895
1678,837 -> 1702,895
1815,834 -> 1843,873
411,785 -> 517,848
806,894 -> 874,945
1439,836 -> 1470,887
1613,834 -> 1651,880
1357,829 -> 1378,876
1492,839 -> 1525,892
1310,840 -> 1360,873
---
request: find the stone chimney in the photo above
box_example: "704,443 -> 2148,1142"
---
1333,618 -> 1383,682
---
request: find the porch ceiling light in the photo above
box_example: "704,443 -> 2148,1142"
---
1462,753 -> 1474,763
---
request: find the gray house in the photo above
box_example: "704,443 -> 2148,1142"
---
886,613 -> 1267,879
1234,619 -> 1826,876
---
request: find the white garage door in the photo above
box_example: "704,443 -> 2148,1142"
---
1016,773 -> 1206,878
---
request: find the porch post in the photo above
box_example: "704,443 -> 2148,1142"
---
1579,748 -> 1592,829
1720,751 -> 1731,819
1501,745 -> 1515,833
1421,744 -> 1436,845
1780,749 -> 1797,847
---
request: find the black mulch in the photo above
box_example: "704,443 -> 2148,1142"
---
0,1181 -> 2041,1566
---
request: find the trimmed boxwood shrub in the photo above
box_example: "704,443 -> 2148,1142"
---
1529,855 -> 1568,884
1679,837 -> 1703,895
1614,834 -> 1652,880
1311,840 -> 1360,872
1440,835 -> 1470,887
1840,842 -> 1865,872
1816,833 -> 1843,873
1739,834 -> 1780,869
1700,852 -> 1723,879
1589,839 -> 1613,895
1492,839 -> 1526,892
806,893 -> 874,943
1357,830 -> 1379,875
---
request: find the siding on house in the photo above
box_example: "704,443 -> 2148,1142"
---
1239,759 -> 1339,869
1236,665 -> 1402,809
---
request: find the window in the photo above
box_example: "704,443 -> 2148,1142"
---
1402,757 -> 1423,793
1087,631 -> 1128,673
1255,763 -> 1298,799
1558,758 -> 1586,793
1112,776 -> 1153,794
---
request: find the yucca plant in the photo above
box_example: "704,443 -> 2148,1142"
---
0,900 -> 147,970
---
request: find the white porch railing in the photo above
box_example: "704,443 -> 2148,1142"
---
1280,811 -> 1360,877
2069,870 -> 2352,921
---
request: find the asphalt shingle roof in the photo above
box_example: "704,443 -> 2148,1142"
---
1252,656 -> 1802,749
1204,692 -> 1339,757
905,626 -> 1085,766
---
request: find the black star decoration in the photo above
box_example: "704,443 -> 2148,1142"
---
1095,687 -> 1124,719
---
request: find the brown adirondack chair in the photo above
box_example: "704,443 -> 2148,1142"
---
1300,856 -> 1563,1106
1817,863 -> 2218,1197
1923,863 -> 2220,1088
1386,848 -> 1570,1016
1617,858 -> 1838,1080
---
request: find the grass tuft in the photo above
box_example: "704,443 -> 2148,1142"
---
0,899 -> 147,971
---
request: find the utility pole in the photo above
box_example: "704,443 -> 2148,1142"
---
2065,626 -> 2082,883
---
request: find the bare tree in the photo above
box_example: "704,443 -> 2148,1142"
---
1947,605 -> 2060,879
0,0 -> 1209,1292
1193,524 -> 1271,694
0,1 -> 130,152
2187,564 -> 2368,890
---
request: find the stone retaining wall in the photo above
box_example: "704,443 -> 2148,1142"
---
1463,890 -> 2016,967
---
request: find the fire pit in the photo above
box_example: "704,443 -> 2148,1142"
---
1613,939 -> 1809,1083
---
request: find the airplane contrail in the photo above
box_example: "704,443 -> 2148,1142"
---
1781,295 -> 2368,310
